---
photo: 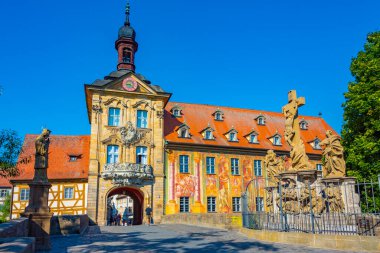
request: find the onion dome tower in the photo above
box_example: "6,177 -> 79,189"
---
115,1 -> 138,71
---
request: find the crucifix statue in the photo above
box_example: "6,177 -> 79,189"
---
282,90 -> 311,171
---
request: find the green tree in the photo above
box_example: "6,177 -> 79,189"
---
0,129 -> 22,178
342,31 -> 380,182
0,194 -> 11,223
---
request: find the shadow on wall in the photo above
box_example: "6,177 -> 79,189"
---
50,215 -> 89,235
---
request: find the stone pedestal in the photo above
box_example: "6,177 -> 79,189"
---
21,181 -> 53,251
321,177 -> 360,213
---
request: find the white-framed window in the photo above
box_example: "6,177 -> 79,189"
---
229,132 -> 237,142
314,139 -> 321,150
173,109 -> 181,117
256,197 -> 264,212
231,158 -> 239,175
215,112 -> 222,121
316,164 -> 323,171
179,197 -> 189,213
137,110 -> 148,128
249,134 -> 258,143
20,188 -> 30,201
107,145 -> 119,164
64,187 -> 74,199
108,108 -> 120,126
257,117 -> 265,125
0,189 -> 9,198
179,155 -> 189,173
254,160 -> 262,176
207,197 -> 216,212
136,146 -> 147,164
273,136 -> 281,145
205,130 -> 213,140
206,157 -> 215,174
232,197 -> 241,212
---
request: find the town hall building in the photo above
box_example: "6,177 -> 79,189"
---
8,3 -> 336,225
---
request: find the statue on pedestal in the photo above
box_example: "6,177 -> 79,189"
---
264,150 -> 284,186
282,90 -> 311,171
320,130 -> 346,178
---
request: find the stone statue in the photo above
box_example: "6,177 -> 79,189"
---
265,188 -> 274,212
264,150 -> 284,186
325,184 -> 344,212
278,179 -> 299,213
34,129 -> 51,169
282,90 -> 311,171
320,130 -> 346,178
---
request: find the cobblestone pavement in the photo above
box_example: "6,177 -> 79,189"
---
46,224 -> 360,253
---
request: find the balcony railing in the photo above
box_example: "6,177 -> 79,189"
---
101,162 -> 154,186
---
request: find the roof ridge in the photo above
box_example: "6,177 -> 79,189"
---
167,101 -> 323,119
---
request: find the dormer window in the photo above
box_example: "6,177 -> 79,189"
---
205,130 -> 212,140
249,134 -> 258,143
201,126 -> 215,140
229,132 -> 237,141
212,109 -> 224,121
299,119 -> 308,130
310,138 -> 322,150
173,109 -> 181,117
256,115 -> 266,126
177,123 -> 190,138
273,136 -> 281,145
225,128 -> 238,142
269,133 -> 282,146
171,105 -> 183,117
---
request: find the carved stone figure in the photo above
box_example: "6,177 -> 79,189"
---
281,90 -> 311,171
265,188 -> 274,212
325,184 -> 344,212
101,162 -> 154,186
120,121 -> 142,146
264,150 -> 284,186
320,130 -> 346,178
34,129 -> 51,169
278,179 -> 299,213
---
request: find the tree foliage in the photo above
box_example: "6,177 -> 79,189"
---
0,194 -> 11,223
342,31 -> 380,183
0,129 -> 22,178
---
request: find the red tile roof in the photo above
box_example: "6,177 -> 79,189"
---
164,102 -> 337,155
11,135 -> 90,182
0,177 -> 12,188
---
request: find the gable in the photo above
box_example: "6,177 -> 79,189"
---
105,74 -> 158,95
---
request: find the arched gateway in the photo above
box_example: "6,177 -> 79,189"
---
107,186 -> 144,225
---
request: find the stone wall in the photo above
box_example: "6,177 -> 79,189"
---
161,213 -> 242,230
50,215 -> 89,235
0,217 -> 29,237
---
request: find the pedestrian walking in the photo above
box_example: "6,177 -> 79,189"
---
145,205 -> 152,226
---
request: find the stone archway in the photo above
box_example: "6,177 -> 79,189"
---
107,186 -> 144,225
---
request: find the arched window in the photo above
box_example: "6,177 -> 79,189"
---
215,112 -> 222,121
257,117 -> 265,125
123,48 -> 132,63
180,129 -> 188,138
205,130 -> 212,140
136,146 -> 147,164
173,109 -> 181,117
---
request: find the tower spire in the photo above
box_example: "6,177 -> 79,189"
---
125,0 -> 130,26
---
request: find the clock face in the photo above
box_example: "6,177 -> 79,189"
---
122,78 -> 138,91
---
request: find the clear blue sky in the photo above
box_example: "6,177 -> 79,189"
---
0,0 -> 379,139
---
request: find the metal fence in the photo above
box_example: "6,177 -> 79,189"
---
242,176 -> 380,236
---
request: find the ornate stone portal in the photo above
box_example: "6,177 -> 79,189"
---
21,129 -> 53,250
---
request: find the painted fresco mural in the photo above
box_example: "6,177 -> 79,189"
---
175,174 -> 196,198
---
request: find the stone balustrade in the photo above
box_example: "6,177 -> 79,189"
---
101,162 -> 154,186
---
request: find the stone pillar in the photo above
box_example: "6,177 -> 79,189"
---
165,152 -> 179,214
21,129 -> 53,251
192,153 -> 205,213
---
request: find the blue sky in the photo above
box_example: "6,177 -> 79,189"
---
0,0 -> 379,139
